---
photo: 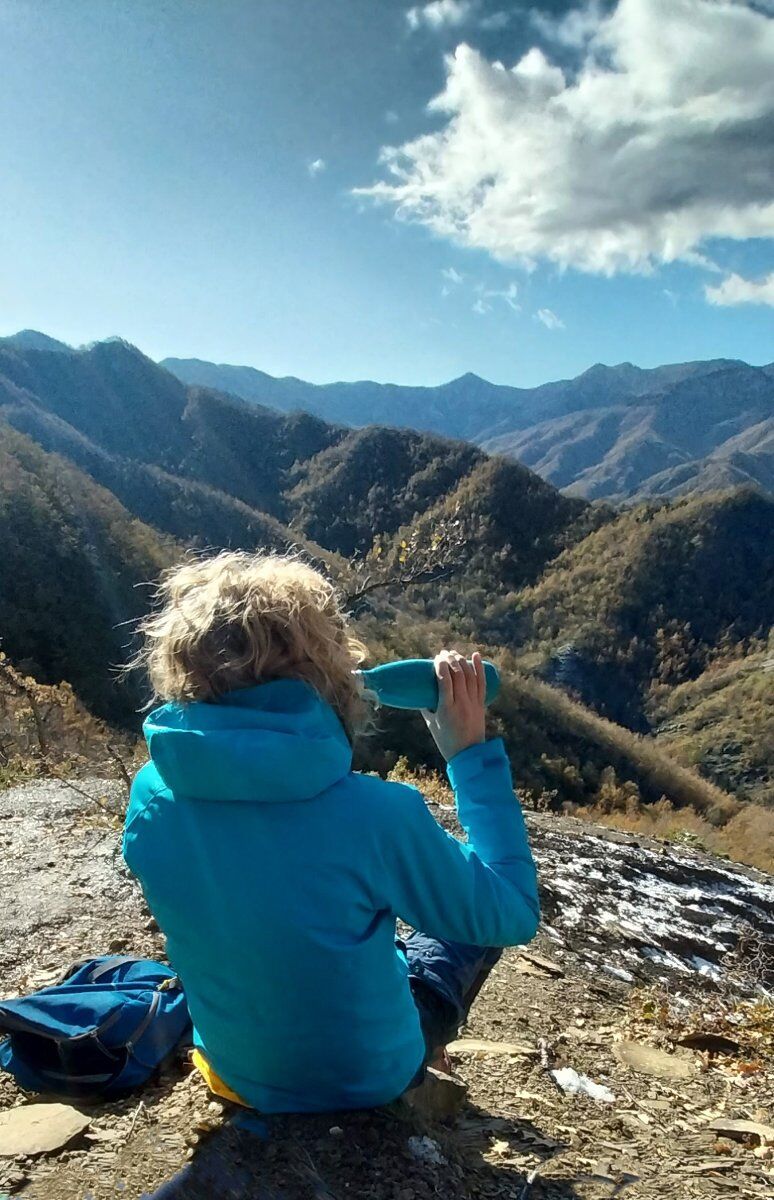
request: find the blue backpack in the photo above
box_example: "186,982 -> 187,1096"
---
0,956 -> 192,1098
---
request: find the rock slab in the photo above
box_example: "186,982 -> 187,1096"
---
0,1103 -> 90,1157
614,1039 -> 696,1080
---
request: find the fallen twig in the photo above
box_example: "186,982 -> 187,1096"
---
518,1167 -> 539,1199
53,773 -> 110,810
128,1100 -> 146,1140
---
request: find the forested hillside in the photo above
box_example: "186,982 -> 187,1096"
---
515,489 -> 773,718
0,424 -> 174,717
0,334 -> 772,859
651,640 -> 773,805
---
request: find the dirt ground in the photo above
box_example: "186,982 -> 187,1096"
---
0,778 -> 772,1199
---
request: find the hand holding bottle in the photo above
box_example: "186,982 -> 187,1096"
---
422,650 -> 486,762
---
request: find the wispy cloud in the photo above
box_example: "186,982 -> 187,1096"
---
442,266 -> 465,284
489,282 -> 520,311
473,280 -> 520,312
480,11 -> 511,31
406,0 -> 472,32
473,297 -> 492,315
385,109 -> 399,124
705,272 -> 774,307
361,0 -> 774,281
535,308 -> 565,330
307,158 -> 326,177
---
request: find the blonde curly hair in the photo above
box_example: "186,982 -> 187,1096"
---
133,551 -> 367,734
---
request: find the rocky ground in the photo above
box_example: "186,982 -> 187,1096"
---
0,777 -> 772,1199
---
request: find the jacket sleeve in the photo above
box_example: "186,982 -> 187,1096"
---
378,738 -> 540,947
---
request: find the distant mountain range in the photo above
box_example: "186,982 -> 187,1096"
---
162,353 -> 774,502
3,331 -> 772,501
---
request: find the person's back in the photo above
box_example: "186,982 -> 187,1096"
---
123,551 -> 540,1112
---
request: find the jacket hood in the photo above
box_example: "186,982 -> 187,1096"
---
143,680 -> 352,803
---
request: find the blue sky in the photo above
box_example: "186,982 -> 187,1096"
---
0,0 -> 772,387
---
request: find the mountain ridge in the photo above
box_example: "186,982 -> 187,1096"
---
0,333 -> 587,587
161,350 -> 774,502
4,326 -> 772,502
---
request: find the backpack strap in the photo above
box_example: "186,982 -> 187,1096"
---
88,957 -> 140,983
126,990 -> 161,1050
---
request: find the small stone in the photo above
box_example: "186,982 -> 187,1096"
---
0,1166 -> 28,1193
403,1068 -> 467,1120
516,950 -> 564,978
0,1104 -> 90,1157
407,1135 -> 447,1166
329,1126 -> 344,1137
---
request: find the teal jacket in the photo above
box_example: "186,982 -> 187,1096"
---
123,680 -> 539,1113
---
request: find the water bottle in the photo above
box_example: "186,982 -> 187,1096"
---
357,658 -> 500,712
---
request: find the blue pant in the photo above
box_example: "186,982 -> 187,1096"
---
400,931 -> 502,1068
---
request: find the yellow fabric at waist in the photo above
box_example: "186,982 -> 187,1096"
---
191,1048 -> 250,1108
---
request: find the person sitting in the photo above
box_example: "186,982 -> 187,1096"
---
123,551 -> 540,1112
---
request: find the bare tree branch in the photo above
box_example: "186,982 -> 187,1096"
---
343,561 -> 460,606
107,741 -> 133,796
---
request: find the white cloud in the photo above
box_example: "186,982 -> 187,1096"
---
442,265 -> 465,283
705,271 -> 774,306
531,0 -> 605,47
536,308 -> 565,330
307,158 -> 326,177
473,296 -> 492,314
406,1 -> 473,31
385,109 -> 399,124
361,0 -> 774,277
